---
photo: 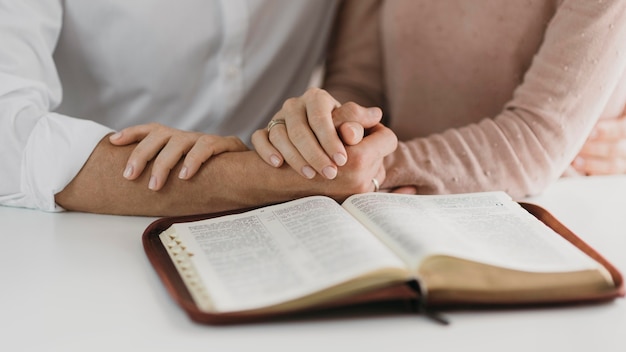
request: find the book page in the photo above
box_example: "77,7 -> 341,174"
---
168,196 -> 406,313
342,192 -> 602,273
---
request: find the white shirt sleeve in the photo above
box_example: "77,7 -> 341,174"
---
0,1 -> 112,211
1,0 -> 337,212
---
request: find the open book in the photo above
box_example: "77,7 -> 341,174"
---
142,191 -> 624,324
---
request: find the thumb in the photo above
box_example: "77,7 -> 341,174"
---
338,122 -> 364,146
332,102 -> 382,129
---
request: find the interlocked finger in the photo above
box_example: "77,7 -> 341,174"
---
268,120 -> 318,179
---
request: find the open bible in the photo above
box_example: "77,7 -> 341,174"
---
142,191 -> 624,324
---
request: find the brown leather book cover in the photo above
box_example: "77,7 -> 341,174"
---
142,201 -> 624,325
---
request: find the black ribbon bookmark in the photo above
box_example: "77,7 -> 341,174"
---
406,279 -> 450,326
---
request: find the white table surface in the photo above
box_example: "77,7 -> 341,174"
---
2,175 -> 625,352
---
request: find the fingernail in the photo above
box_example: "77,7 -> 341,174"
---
302,166 -> 316,179
322,166 -> 337,179
270,154 -> 281,167
346,125 -> 361,144
148,175 -> 157,190
123,164 -> 133,179
178,166 -> 188,179
110,132 -> 122,140
333,153 -> 347,166
368,107 -> 380,116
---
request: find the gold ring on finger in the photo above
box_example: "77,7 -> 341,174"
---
267,119 -> 286,133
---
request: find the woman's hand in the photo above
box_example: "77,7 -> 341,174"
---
252,88 -> 383,180
109,123 -> 248,190
572,114 -> 626,175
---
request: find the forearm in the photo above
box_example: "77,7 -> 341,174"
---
383,120 -> 557,200
323,0 -> 384,109
55,136 -> 358,217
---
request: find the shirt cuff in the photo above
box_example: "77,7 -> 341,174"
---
19,113 -> 113,211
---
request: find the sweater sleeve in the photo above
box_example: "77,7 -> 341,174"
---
323,0 -> 385,110
384,0 -> 626,199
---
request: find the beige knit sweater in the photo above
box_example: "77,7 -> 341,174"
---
324,0 -> 626,199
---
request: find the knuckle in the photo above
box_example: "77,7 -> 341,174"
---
288,125 -> 311,141
340,102 -> 360,115
304,87 -> 323,99
148,122 -> 165,131
197,134 -> 217,145
347,147 -> 367,166
307,111 -> 329,126
333,102 -> 362,123
282,97 -> 300,110
151,123 -> 174,138
172,133 -> 196,147
351,175 -> 376,194
310,87 -> 329,99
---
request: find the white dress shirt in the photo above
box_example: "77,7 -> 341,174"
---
0,0 -> 337,211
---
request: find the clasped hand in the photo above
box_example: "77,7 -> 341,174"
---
251,88 -> 398,192
108,88 -> 398,195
